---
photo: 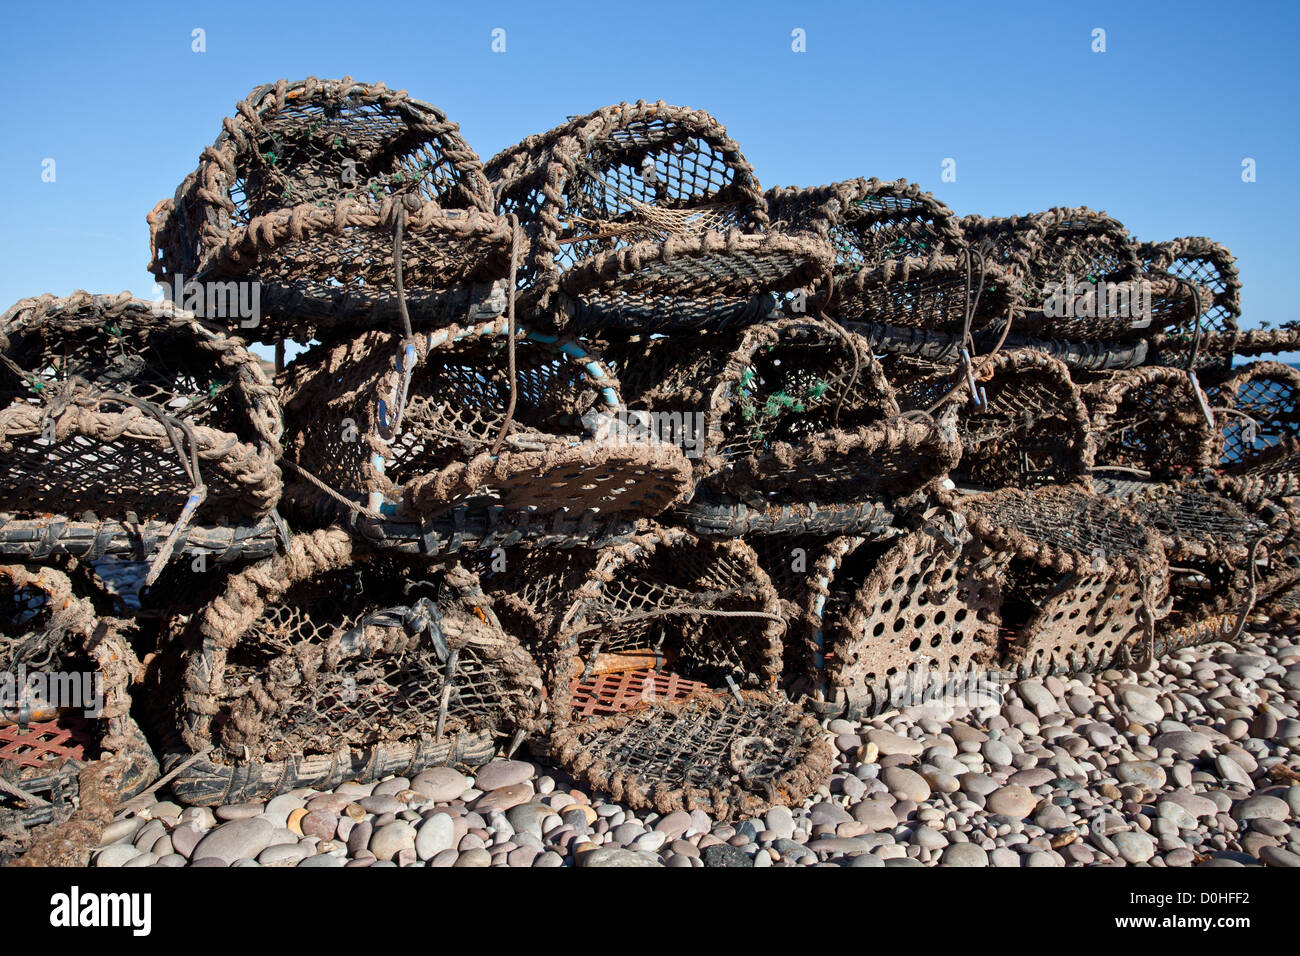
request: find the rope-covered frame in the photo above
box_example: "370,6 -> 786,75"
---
280,315 -> 693,526
944,485 -> 1171,676
160,530 -> 540,806
1083,366 -> 1218,478
755,513 -> 1002,720
486,525 -> 784,729
149,77 -> 513,343
486,100 -> 832,330
1,565 -> 157,859
1140,237 -> 1242,371
600,317 -> 960,509
0,292 -> 283,542
887,348 -> 1095,489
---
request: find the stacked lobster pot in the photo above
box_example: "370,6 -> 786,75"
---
1139,237 -> 1244,373
6,78 -> 1300,836
767,177 -> 1017,363
1092,477 -> 1299,655
753,508 -> 1004,720
940,485 -> 1172,677
1081,366 -> 1221,479
0,293 -> 285,572
961,207 -> 1204,369
145,530 -> 544,803
148,76 -> 515,346
486,100 -> 832,334
0,564 -> 157,864
277,314 -> 694,551
478,526 -> 832,818
1205,361 -> 1300,500
0,287 -> 284,855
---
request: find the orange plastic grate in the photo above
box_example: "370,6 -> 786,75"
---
0,715 -> 96,771
569,668 -> 712,719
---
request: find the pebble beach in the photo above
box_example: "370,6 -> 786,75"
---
86,622 -> 1300,869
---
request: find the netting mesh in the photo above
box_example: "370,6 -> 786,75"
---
600,317 -> 957,506
486,100 -> 829,323
544,690 -> 833,820
958,485 -> 1161,572
835,256 -> 1018,336
1,293 -> 282,526
149,77 -> 510,342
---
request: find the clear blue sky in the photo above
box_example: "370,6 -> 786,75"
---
1,0 -> 1296,344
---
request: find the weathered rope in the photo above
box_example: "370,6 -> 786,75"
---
283,459 -> 384,521
489,214 -> 523,457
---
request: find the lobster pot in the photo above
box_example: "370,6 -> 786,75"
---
1098,477 -> 1299,655
486,100 -> 832,332
754,515 -> 1002,720
767,177 -> 1015,338
600,317 -> 959,529
149,77 -> 512,344
767,178 -> 965,267
158,530 -> 543,806
484,526 -> 784,726
948,486 -> 1170,677
0,294 -> 283,563
499,531 -> 836,820
886,349 -> 1094,489
280,317 -> 693,534
1206,362 -> 1300,474
1,565 -> 157,863
1082,367 -> 1218,478
1140,237 -> 1241,371
960,208 -> 1171,341
545,690 -> 833,821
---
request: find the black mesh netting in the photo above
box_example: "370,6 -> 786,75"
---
543,690 -> 833,820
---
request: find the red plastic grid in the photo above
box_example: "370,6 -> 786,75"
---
568,668 -> 712,719
0,715 -> 95,771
